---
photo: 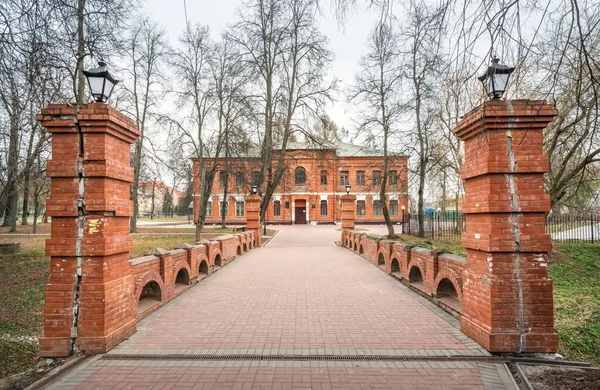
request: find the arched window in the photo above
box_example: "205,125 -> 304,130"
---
295,166 -> 306,185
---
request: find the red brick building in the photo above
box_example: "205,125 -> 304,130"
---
193,142 -> 409,225
138,181 -> 186,216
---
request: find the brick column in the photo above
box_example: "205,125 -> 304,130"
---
245,195 -> 262,247
453,99 -> 558,353
38,103 -> 140,357
340,195 -> 356,242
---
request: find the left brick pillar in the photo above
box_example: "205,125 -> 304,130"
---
245,195 -> 262,247
38,103 -> 141,357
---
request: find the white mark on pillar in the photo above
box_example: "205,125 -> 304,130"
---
506,101 -> 527,352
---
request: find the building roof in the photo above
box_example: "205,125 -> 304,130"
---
286,141 -> 405,158
199,141 -> 405,159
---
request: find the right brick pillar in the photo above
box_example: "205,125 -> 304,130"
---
453,99 -> 558,353
245,195 -> 262,247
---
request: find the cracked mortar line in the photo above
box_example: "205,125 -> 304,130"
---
71,105 -> 86,354
505,101 -> 526,353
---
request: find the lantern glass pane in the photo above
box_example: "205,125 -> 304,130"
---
88,76 -> 105,97
484,77 -> 494,97
493,73 -> 509,95
103,78 -> 116,99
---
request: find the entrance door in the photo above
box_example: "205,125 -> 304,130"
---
295,206 -> 306,224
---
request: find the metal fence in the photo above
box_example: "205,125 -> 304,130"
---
547,213 -> 600,243
400,212 -> 600,244
401,212 -> 466,243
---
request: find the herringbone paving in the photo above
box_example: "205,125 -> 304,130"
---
48,225 -> 516,389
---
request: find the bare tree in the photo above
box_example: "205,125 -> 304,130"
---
398,0 -> 447,237
51,0 -> 135,102
350,21 -> 403,238
0,0 -> 62,231
169,23 -> 220,239
211,39 -> 251,228
230,0 -> 335,227
120,18 -> 168,232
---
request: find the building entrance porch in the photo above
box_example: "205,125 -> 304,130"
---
293,199 -> 307,224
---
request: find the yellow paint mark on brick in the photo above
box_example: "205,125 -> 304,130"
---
88,218 -> 101,234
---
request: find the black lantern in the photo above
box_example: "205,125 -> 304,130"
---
478,57 -> 515,100
82,61 -> 119,103
345,184 -> 351,195
251,185 -> 258,195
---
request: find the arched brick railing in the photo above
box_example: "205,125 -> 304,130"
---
433,269 -> 463,303
135,270 -> 165,302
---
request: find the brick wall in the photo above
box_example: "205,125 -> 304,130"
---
342,233 -> 465,316
129,232 -> 255,322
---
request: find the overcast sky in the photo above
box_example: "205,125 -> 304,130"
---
143,0 -> 383,129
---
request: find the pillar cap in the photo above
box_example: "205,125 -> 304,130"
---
453,100 -> 557,141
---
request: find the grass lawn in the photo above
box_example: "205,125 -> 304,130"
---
549,243 -> 600,366
0,230 -> 220,379
390,234 -> 467,256
0,236 -> 46,380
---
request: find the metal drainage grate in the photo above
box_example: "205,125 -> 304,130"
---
101,354 -> 508,363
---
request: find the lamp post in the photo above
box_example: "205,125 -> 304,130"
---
251,185 -> 258,195
82,61 -> 119,103
345,184 -> 351,195
477,57 -> 515,100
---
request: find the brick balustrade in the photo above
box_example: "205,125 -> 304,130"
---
340,99 -> 559,354
37,103 -> 259,357
453,99 -> 558,353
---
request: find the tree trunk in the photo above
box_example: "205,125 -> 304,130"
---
21,112 -> 38,226
3,116 -> 20,232
221,175 -> 229,229
441,168 -> 447,214
196,166 -> 206,241
129,134 -> 143,232
21,183 -> 29,226
75,0 -> 86,102
418,160 -> 426,238
32,191 -> 40,234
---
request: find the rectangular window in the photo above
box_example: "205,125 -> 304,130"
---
356,170 -> 365,186
274,200 -> 281,217
373,200 -> 382,216
205,201 -> 212,217
320,200 -> 327,216
219,171 -> 226,188
389,200 -> 398,216
340,170 -> 349,186
389,170 -> 398,186
372,170 -> 381,186
285,201 -> 290,209
236,201 -> 244,217
357,200 -> 366,216
320,170 -> 328,185
235,172 -> 244,187
219,201 -> 227,218
251,171 -> 261,186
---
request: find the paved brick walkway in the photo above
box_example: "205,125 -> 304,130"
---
49,225 -> 516,389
